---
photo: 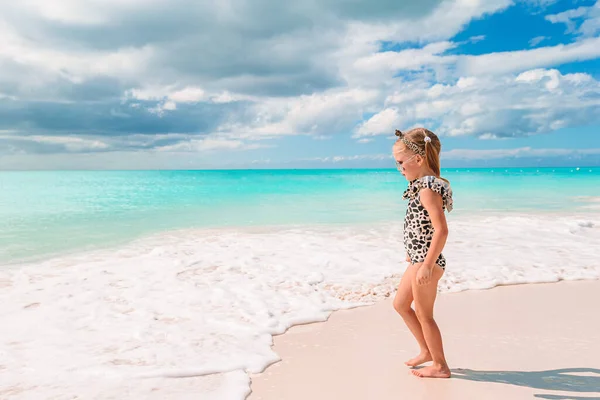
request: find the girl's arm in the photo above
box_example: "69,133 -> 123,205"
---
419,188 -> 448,271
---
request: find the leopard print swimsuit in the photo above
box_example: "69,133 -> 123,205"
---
402,176 -> 453,269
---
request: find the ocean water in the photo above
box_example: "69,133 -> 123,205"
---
1,168 -> 600,399
1,168 -> 599,264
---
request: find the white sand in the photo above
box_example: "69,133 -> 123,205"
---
249,280 -> 600,400
1,214 -> 599,398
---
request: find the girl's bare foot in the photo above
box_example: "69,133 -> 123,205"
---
411,364 -> 451,378
404,352 -> 432,367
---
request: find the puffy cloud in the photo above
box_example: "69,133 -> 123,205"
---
455,37 -> 600,76
356,108 -> 402,136
354,69 -> 600,138
546,1 -> 600,36
215,88 -> 380,140
351,41 -> 456,76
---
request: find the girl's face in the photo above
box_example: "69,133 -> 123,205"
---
393,145 -> 422,181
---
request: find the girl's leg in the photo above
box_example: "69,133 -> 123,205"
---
392,264 -> 431,366
411,263 -> 451,378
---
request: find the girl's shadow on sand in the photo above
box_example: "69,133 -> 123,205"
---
451,368 -> 600,399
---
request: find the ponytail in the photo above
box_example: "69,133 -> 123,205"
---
424,141 -> 448,183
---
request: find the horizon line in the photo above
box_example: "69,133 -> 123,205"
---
0,166 -> 598,172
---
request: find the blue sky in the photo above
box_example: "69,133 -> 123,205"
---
0,0 -> 599,169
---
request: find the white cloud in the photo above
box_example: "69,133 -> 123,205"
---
155,137 -> 265,152
210,91 -> 256,104
546,6 -> 590,31
579,1 -> 600,37
456,37 -> 600,76
525,0 -> 558,7
354,68 -> 600,139
515,68 -> 563,90
529,36 -> 548,47
217,88 -> 379,139
0,133 -> 270,155
356,108 -> 402,136
123,84 -> 261,119
125,85 -> 258,115
14,0 -> 154,25
382,0 -> 511,43
126,85 -> 208,112
167,87 -> 206,103
352,41 -> 456,76
303,154 -> 392,163
546,1 -> 600,36
0,23 -> 153,91
162,101 -> 177,111
29,136 -> 110,150
0,134 -> 111,152
442,147 -> 600,160
345,22 -> 600,84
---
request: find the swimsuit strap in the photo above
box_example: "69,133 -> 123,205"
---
402,176 -> 453,212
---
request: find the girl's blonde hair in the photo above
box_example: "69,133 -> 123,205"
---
394,127 -> 448,183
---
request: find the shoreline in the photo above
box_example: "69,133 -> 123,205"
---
3,210 -> 598,268
248,279 -> 600,400
0,219 -> 403,268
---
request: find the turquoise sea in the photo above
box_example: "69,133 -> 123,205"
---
1,167 -> 599,265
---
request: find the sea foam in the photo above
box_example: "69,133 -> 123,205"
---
1,213 -> 599,399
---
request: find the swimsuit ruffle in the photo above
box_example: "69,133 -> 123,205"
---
402,176 -> 453,212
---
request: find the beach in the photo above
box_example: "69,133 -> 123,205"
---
250,280 -> 600,400
1,168 -> 600,399
3,0 -> 600,396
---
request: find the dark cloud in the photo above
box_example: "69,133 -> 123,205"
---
321,0 -> 443,20
0,98 -> 245,137
54,77 -> 125,102
1,0 -> 447,97
8,0 -> 445,50
0,60 -> 127,103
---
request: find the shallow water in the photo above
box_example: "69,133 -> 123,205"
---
1,167 -> 599,264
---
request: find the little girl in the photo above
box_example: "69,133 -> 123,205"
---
392,127 -> 453,379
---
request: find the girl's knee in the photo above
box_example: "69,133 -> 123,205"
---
415,307 -> 434,323
393,299 -> 411,316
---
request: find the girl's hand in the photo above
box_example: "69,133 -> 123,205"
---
416,264 -> 433,285
406,254 -> 411,263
